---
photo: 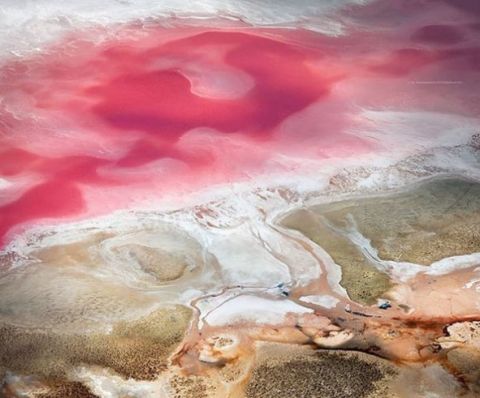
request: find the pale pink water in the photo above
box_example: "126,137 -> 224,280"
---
0,0 -> 479,246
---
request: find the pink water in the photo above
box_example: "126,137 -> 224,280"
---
0,0 -> 479,245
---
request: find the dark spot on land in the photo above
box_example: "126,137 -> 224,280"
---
37,381 -> 98,398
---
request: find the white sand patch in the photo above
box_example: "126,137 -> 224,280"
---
0,0 -> 372,59
205,223 -> 292,287
204,295 -> 312,326
72,366 -> 165,398
359,110 -> 479,151
300,295 -> 340,309
0,178 -> 11,190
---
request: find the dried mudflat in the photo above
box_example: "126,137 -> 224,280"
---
245,343 -> 398,398
32,226 -> 204,285
282,177 -> 480,304
0,223 -> 208,334
282,208 -> 391,304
